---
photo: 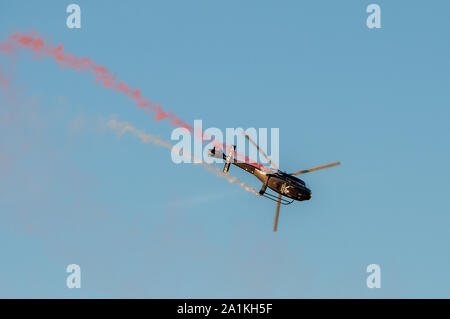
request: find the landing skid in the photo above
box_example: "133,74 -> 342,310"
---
261,191 -> 294,205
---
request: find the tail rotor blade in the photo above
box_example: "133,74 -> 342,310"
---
273,193 -> 282,232
290,161 -> 340,176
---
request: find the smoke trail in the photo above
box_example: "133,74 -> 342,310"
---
0,32 -> 189,128
107,118 -> 260,196
0,31 -> 267,171
0,67 -> 9,88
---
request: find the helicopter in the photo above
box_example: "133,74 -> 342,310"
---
208,132 -> 340,232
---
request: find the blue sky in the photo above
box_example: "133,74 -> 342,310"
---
0,1 -> 449,298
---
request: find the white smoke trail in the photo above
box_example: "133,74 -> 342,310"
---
107,118 -> 260,196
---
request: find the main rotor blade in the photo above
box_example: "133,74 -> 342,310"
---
290,161 -> 341,176
273,193 -> 282,232
242,131 -> 278,169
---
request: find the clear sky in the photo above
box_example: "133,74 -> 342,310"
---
0,1 -> 449,298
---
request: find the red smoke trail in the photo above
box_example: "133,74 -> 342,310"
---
0,31 -> 266,170
0,68 -> 9,88
0,39 -> 15,89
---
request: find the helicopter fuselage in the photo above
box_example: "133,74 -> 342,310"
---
233,162 -> 312,201
208,146 -> 312,202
